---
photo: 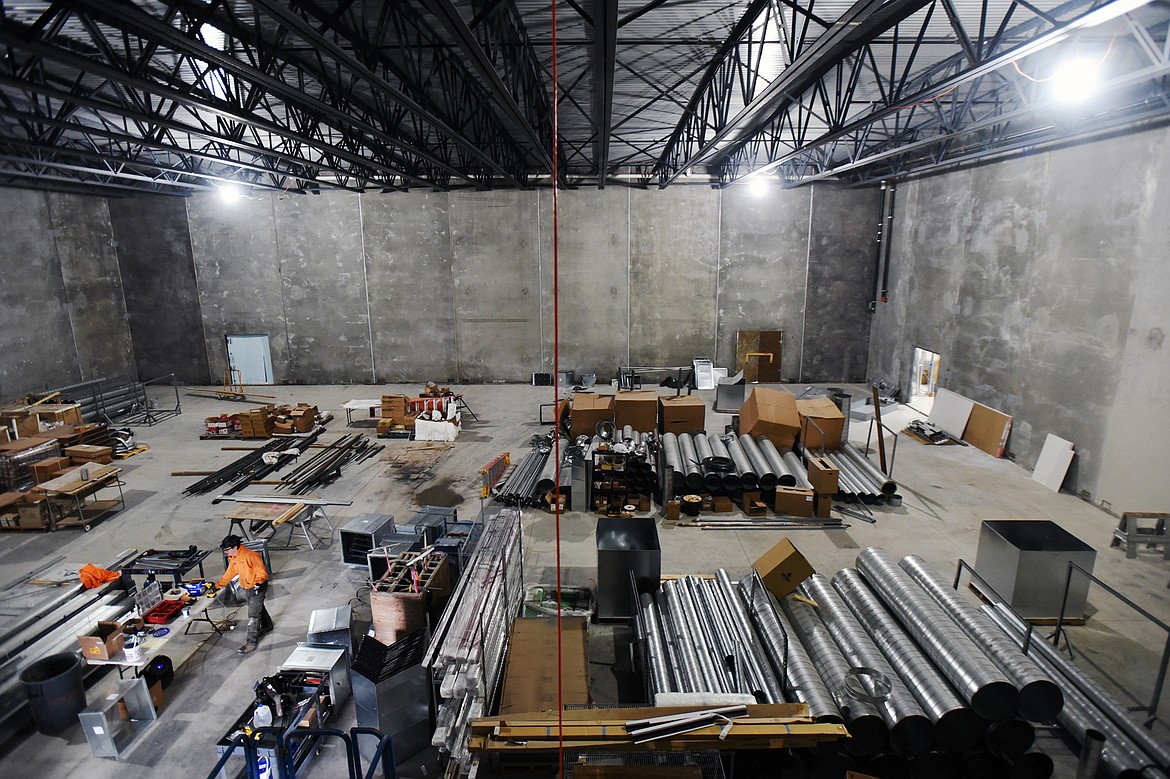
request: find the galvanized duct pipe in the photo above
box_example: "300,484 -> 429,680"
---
534,448 -> 559,492
779,447 -> 812,490
899,555 -> 1064,722
830,452 -> 883,497
842,443 -> 898,495
653,595 -> 685,692
674,579 -> 731,693
661,433 -> 684,490
781,595 -> 889,755
638,593 -> 675,693
706,435 -> 741,490
621,424 -> 636,442
826,452 -> 877,497
714,570 -> 785,703
739,435 -> 778,489
832,568 -> 985,752
676,433 -> 704,491
985,716 -> 1036,760
692,435 -> 722,491
984,605 -> 1170,779
800,575 -> 934,755
740,575 -> 842,722
756,437 -> 797,487
660,579 -> 716,693
686,578 -> 739,686
984,603 -> 1170,773
722,436 -> 758,490
856,547 -> 1019,721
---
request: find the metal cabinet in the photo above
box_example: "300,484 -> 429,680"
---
79,678 -> 158,759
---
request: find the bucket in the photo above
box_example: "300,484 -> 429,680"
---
123,635 -> 145,663
19,652 -> 86,735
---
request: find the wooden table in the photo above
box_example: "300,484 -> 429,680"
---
224,501 -> 309,550
34,464 -> 124,531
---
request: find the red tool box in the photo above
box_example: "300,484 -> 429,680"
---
143,599 -> 183,624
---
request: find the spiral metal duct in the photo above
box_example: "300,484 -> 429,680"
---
779,446 -> 813,490
984,603 -> 1170,774
983,605 -> 1170,779
713,570 -> 784,703
832,568 -> 984,752
899,555 -> 1064,722
740,573 -> 841,722
677,578 -> 734,693
842,443 -> 898,495
800,574 -> 934,755
534,448 -> 560,492
661,433 -> 684,493
856,547 -> 1019,721
756,436 -> 797,487
676,433 -> 704,491
638,592 -> 675,693
781,595 -> 889,755
706,435 -> 741,490
692,434 -> 722,491
739,435 -> 778,489
827,451 -> 882,497
659,579 -> 709,693
984,717 -> 1036,760
722,435 -> 758,490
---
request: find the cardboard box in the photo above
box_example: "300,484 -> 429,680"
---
17,499 -> 49,529
814,493 -> 833,519
753,537 -> 815,600
665,500 -> 680,521
658,395 -> 706,434
381,395 -> 408,419
273,419 -> 295,435
149,680 -> 164,713
571,394 -> 615,439
740,387 -> 801,448
796,397 -> 846,450
290,405 -> 317,433
712,496 -> 734,513
30,456 -> 72,484
774,486 -> 815,518
63,444 -> 114,464
615,391 -> 658,435
498,617 -> 590,715
78,621 -> 125,660
806,456 -> 839,495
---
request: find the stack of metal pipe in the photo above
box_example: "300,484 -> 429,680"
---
819,443 -> 897,501
491,441 -> 551,506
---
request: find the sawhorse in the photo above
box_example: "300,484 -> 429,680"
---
1110,512 -> 1170,560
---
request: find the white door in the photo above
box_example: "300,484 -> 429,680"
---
226,335 -> 274,385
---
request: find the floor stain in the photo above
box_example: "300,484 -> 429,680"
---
414,478 -> 464,507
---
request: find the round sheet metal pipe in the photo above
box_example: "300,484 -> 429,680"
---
659,580 -> 707,693
779,447 -> 812,490
674,578 -> 730,693
781,595 -> 889,755
984,605 -> 1170,779
687,578 -> 738,685
639,592 -> 675,694
722,436 -> 758,490
984,602 -> 1170,772
692,434 -> 722,491
841,443 -> 897,495
739,435 -> 778,489
856,547 -> 1019,721
899,554 -> 1064,722
800,574 -> 934,755
832,568 -> 985,752
826,452 -> 877,497
676,433 -> 704,491
662,433 -> 683,487
707,435 -> 741,490
713,570 -> 784,703
1076,729 -> 1105,779
833,452 -> 883,497
756,437 -> 797,487
741,576 -> 841,722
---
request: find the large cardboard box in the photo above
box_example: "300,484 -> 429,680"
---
615,391 -> 658,434
63,444 -> 114,464
78,621 -> 125,660
806,456 -> 839,495
498,617 -> 590,715
753,537 -> 814,600
380,395 -> 408,419
796,397 -> 846,450
571,394 -> 615,439
814,493 -> 833,519
774,486 -> 815,518
740,387 -> 801,448
658,395 -> 706,434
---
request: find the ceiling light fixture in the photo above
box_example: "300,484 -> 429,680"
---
748,177 -> 770,197
219,183 -> 241,203
1051,57 -> 1102,102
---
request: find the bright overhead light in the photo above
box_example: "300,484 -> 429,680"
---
748,177 -> 769,197
218,183 -> 241,203
1051,58 -> 1100,103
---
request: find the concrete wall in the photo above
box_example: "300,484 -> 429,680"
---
868,124 -> 1170,511
0,190 -> 135,399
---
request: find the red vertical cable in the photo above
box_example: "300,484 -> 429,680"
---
550,0 -> 564,776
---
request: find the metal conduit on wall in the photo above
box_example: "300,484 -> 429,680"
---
756,437 -> 797,487
984,605 -> 1170,779
899,554 -> 1064,722
781,595 -> 889,755
856,547 -> 1019,721
799,574 -> 935,755
832,568 -> 985,752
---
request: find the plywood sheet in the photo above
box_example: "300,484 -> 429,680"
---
962,402 -> 1013,457
928,388 -> 975,439
1032,434 -> 1075,492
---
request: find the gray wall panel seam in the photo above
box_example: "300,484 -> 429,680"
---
185,197 -> 214,384
359,195 -> 376,384
45,195 -> 84,383
627,187 -> 632,368
447,192 -> 461,383
799,184 -> 814,382
105,197 -> 136,380
714,188 -> 722,361
273,195 -> 292,382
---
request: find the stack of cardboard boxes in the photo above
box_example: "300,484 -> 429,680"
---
376,394 -> 416,434
64,444 -> 114,465
238,406 -> 276,438
238,403 -> 319,438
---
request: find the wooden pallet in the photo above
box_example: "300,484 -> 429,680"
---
114,444 -> 150,459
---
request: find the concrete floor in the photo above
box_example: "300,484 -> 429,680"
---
0,383 -> 1166,778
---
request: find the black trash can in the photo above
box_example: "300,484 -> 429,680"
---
20,652 -> 86,735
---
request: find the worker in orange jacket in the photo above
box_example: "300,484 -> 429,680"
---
214,534 -> 274,654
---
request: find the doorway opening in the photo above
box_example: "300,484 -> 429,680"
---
226,335 -> 274,385
910,346 -> 941,414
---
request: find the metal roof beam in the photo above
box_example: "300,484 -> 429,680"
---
590,0 -> 619,186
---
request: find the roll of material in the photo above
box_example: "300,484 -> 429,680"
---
899,554 -> 1064,722
681,495 -> 702,517
856,547 -> 1019,721
706,435 -> 741,490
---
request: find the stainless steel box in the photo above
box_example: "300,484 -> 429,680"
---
974,519 -> 1097,620
595,518 -> 661,621
281,644 -> 351,706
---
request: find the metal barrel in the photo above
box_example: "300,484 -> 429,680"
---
856,547 -> 1019,721
739,434 -> 778,489
692,435 -> 722,491
779,447 -> 812,490
722,436 -> 758,490
841,443 -> 897,495
899,554 -> 1064,722
706,435 -> 741,490
800,574 -> 934,755
677,433 -> 705,491
781,595 -> 888,755
831,568 -> 984,752
756,436 -> 797,487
